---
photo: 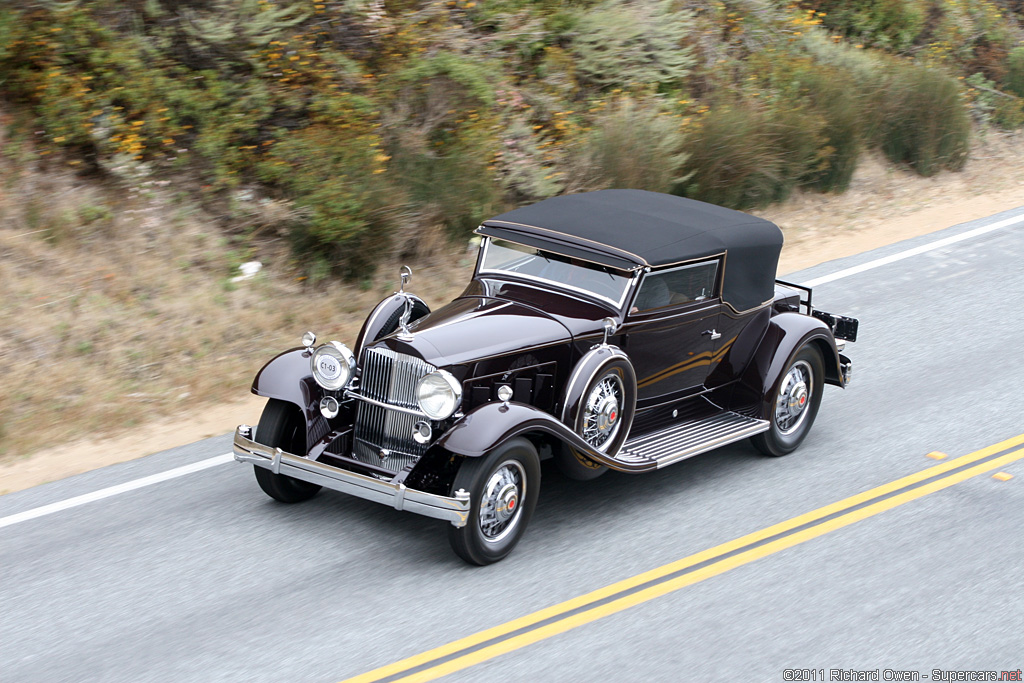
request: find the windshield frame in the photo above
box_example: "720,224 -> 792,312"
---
476,237 -> 637,310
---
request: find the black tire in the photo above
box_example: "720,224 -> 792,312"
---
751,344 -> 824,457
556,358 -> 636,480
252,399 -> 322,503
448,438 -> 541,565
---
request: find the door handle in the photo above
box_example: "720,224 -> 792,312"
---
702,329 -> 721,340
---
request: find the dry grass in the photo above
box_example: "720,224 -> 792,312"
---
0,127 -> 475,461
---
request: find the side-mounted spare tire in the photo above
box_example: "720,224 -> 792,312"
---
555,352 -> 637,481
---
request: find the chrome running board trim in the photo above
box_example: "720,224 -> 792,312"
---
617,411 -> 769,469
233,426 -> 470,527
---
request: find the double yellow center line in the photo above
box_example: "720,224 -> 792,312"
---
343,433 -> 1024,683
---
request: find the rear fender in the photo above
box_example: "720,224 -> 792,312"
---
737,312 -> 843,419
436,401 -> 647,472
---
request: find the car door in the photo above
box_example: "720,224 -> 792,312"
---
623,259 -> 722,406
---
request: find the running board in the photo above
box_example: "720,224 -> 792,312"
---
615,411 -> 769,469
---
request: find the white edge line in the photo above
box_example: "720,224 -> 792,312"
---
0,453 -> 234,529
3,210 -> 1023,530
800,213 -> 1024,287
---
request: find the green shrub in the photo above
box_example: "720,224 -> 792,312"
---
771,104 -> 831,196
677,104 -> 789,210
802,72 -> 862,192
964,71 -> 1022,128
993,97 -> 1024,130
383,52 -> 501,236
257,97 -> 393,276
811,0 -> 928,52
497,118 -> 564,203
1008,46 -> 1024,97
178,0 -> 308,69
388,133 -> 498,237
567,98 -> 688,194
747,51 -> 864,192
874,65 -> 970,176
572,0 -> 694,90
925,0 -> 1012,67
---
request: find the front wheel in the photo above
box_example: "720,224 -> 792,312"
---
252,399 -> 322,503
448,438 -> 541,565
751,345 -> 824,457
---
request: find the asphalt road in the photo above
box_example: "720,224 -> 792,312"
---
3,206 -> 1023,683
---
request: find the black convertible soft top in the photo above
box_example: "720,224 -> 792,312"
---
478,190 -> 784,312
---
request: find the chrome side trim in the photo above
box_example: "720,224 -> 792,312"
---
233,427 -> 470,527
344,389 -> 429,417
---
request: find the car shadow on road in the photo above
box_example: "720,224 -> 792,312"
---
239,439 -> 775,570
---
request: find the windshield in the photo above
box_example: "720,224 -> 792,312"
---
478,238 -> 633,308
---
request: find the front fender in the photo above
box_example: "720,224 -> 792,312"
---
251,347 -> 322,427
737,312 -> 843,419
436,401 -> 648,472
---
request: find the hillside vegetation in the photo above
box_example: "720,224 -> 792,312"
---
1,0 -> 1023,461
2,0 -> 1023,274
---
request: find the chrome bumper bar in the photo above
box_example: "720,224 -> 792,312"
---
232,426 -> 470,527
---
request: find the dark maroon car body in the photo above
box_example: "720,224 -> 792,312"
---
233,190 -> 857,564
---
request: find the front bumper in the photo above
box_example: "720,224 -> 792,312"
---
232,426 -> 471,527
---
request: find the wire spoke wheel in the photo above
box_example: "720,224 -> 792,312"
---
581,374 -> 624,451
557,356 -> 636,480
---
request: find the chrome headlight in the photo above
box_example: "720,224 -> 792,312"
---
416,369 -> 462,420
310,341 -> 355,391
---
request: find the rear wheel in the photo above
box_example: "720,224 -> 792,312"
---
252,399 -> 321,503
448,438 -> 541,565
751,345 -> 824,457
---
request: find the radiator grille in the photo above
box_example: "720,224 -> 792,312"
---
352,347 -> 436,474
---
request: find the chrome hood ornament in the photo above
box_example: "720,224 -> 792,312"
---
396,265 -> 415,341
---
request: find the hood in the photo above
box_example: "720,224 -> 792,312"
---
373,296 -> 572,370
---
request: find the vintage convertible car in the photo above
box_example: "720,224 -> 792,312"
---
233,190 -> 858,564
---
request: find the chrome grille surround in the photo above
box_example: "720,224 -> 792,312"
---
352,347 -> 437,474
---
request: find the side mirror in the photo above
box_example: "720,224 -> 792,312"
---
601,317 -> 617,346
399,265 -> 412,293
